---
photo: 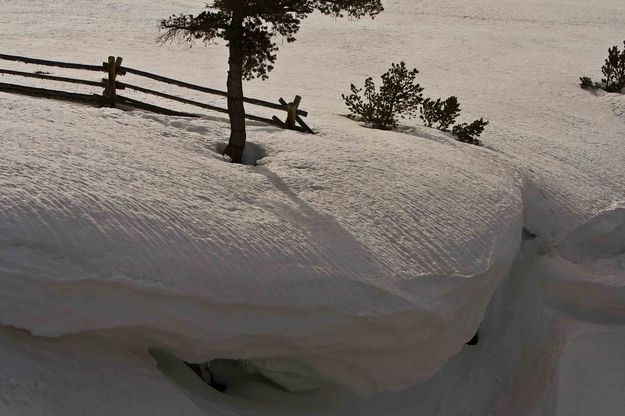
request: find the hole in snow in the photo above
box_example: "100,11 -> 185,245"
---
466,330 -> 479,346
522,227 -> 538,241
183,359 -> 285,394
150,350 -> 325,396
214,141 -> 267,166
150,350 -> 348,411
188,358 -> 325,394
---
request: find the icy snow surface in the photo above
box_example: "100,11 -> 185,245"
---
1,0 -> 624,415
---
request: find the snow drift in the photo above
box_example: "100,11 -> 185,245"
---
0,92 -> 523,393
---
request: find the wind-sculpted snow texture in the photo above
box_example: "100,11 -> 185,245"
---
1,0 -> 625,414
0,94 -> 523,393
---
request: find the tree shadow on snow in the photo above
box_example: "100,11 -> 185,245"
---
255,167 -> 389,287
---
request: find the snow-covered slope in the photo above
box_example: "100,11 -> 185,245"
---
1,0 -> 624,414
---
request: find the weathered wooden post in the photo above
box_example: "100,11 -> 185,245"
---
279,97 -> 314,133
285,95 -> 302,130
102,56 -> 116,106
114,57 -> 125,99
115,57 -> 124,74
102,56 -> 125,107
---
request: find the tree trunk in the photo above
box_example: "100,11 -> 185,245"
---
223,4 -> 246,164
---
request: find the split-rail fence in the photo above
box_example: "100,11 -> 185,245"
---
0,54 -> 313,133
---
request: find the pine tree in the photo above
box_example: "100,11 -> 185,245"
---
159,1 -> 384,163
601,42 -> 625,92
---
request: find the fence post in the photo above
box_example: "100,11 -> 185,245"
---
102,56 -> 117,106
286,95 -> 302,130
115,57 -> 124,74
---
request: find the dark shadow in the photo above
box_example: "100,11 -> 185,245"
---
466,330 -> 479,346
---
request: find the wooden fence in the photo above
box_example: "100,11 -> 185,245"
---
0,53 -> 313,133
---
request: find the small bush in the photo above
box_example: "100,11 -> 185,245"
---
420,96 -> 461,131
342,62 -> 424,130
452,118 -> 489,146
601,42 -> 625,92
579,76 -> 594,89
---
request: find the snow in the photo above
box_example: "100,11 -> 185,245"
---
1,0 -> 625,414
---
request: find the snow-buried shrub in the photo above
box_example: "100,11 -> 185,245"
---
452,118 -> 490,146
580,40 -> 625,93
420,96 -> 461,131
579,76 -> 594,89
344,63 -> 489,145
419,96 -> 488,146
342,61 -> 424,130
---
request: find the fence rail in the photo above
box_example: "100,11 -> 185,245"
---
0,53 -> 313,133
0,53 -> 105,72
0,68 -> 104,87
0,82 -> 107,106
